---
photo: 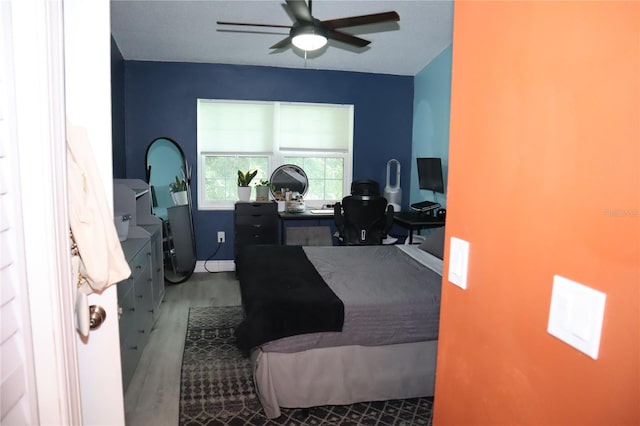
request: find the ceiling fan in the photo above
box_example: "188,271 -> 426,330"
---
217,0 -> 399,52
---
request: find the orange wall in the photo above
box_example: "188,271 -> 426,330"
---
434,2 -> 639,425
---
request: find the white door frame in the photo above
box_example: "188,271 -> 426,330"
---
64,0 -> 127,422
9,0 -> 124,424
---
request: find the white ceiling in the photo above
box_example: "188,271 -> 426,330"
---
110,0 -> 454,76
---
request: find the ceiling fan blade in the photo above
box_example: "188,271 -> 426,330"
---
285,0 -> 312,23
321,11 -> 399,29
217,21 -> 291,29
218,29 -> 289,36
328,30 -> 370,48
270,36 -> 292,49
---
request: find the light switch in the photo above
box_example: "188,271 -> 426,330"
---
547,275 -> 606,359
448,237 -> 470,289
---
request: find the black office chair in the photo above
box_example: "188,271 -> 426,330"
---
350,179 -> 380,197
334,179 -> 395,245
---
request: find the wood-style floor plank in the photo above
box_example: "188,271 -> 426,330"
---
124,272 -> 241,425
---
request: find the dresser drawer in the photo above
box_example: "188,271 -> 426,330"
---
117,281 -> 141,390
234,213 -> 278,227
235,201 -> 276,216
129,242 -> 151,281
235,226 -> 279,245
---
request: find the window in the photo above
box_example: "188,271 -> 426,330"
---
197,99 -> 353,210
283,156 -> 344,201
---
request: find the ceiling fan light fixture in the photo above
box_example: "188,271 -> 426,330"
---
291,24 -> 327,51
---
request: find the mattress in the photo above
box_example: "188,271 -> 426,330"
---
261,245 -> 442,353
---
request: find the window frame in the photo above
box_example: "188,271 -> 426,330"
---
197,100 -> 353,211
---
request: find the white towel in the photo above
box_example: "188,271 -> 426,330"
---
67,121 -> 131,293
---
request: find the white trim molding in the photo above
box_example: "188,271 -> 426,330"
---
195,260 -> 236,273
9,0 -> 82,423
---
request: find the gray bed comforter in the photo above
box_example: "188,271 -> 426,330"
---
261,245 -> 442,353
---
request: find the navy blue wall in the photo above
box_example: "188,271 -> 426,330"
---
123,61 -> 414,260
110,37 -> 126,178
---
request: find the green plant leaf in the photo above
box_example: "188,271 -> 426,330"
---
247,170 -> 257,185
237,169 -> 257,186
171,175 -> 187,192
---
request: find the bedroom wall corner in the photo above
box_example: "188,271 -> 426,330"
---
435,2 -> 639,425
410,45 -> 452,208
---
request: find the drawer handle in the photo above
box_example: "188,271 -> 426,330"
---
136,265 -> 142,270
252,224 -> 262,228
130,345 -> 138,351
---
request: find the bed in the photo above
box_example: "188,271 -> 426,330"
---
235,229 -> 445,419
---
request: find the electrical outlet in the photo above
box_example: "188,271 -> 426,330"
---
217,231 -> 225,243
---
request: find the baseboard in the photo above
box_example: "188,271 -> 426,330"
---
195,260 -> 235,273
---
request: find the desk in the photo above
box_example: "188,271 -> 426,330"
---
393,211 -> 445,244
278,210 -> 334,220
279,210 -> 335,245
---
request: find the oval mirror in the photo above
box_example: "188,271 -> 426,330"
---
145,137 -> 196,284
270,164 -> 308,199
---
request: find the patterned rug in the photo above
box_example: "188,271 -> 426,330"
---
179,306 -> 434,426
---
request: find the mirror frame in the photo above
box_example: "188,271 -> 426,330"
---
269,164 -> 309,199
145,137 -> 196,284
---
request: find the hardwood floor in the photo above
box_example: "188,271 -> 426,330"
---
123,272 -> 241,426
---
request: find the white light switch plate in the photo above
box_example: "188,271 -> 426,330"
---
547,275 -> 606,359
448,237 -> 470,289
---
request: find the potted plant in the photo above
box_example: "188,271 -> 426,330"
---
170,175 -> 189,205
237,169 -> 257,202
255,178 -> 272,202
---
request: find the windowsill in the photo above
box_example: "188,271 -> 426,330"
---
197,202 -> 236,211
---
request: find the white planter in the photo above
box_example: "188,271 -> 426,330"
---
237,186 -> 251,202
172,190 -> 188,205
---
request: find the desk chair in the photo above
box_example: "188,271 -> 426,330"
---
334,180 -> 394,245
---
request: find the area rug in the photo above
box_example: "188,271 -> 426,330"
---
179,306 -> 434,426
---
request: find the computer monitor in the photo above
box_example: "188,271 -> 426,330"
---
417,157 -> 444,193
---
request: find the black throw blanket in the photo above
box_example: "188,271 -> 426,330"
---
235,245 -> 345,351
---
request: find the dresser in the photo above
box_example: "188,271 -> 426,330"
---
116,238 -> 153,388
114,179 -> 164,391
234,202 -> 279,263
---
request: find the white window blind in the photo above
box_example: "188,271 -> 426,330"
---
279,103 -> 352,151
198,100 -> 274,152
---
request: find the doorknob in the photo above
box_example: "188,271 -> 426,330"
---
89,305 -> 106,330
